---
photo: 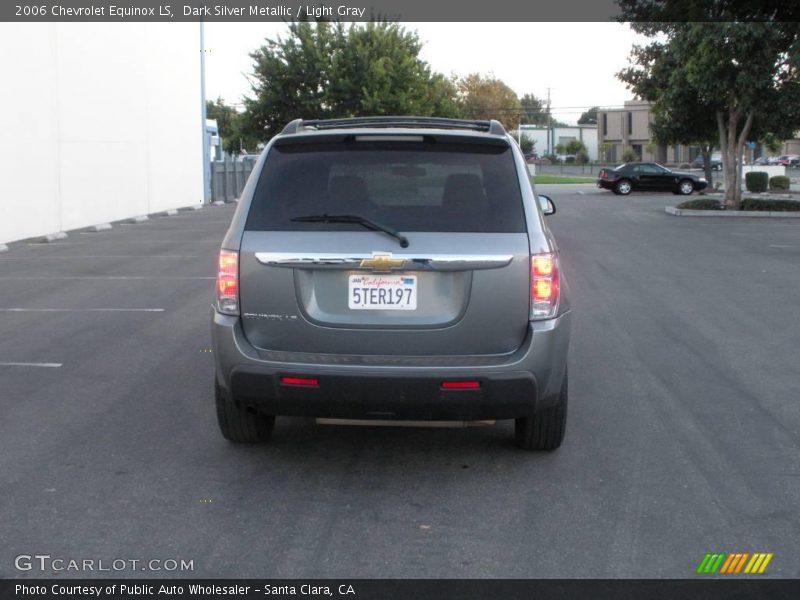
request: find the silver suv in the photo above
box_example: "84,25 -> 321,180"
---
212,117 -> 571,450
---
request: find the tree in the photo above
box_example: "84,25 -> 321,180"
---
578,107 -> 598,125
325,22 -> 461,117
519,93 -> 548,125
619,37 -> 720,182
206,98 -> 256,155
240,21 -> 461,142
599,142 -> 612,162
457,73 -> 521,131
617,10 -> 800,208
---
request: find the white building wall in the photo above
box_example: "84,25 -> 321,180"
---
553,126 -> 598,161
0,23 -> 203,244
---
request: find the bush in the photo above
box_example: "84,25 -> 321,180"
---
745,171 -> 769,193
738,198 -> 800,211
769,175 -> 791,190
680,163 -> 691,169
519,135 -> 534,155
576,150 -> 590,165
543,153 -> 558,163
676,198 -> 723,210
621,148 -> 640,162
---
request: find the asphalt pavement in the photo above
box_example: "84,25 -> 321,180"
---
1,193 -> 798,578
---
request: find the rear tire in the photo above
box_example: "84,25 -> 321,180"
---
215,378 -> 275,443
615,179 -> 632,195
515,369 -> 568,451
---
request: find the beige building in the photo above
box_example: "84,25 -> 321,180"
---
781,136 -> 800,155
597,100 -> 698,165
598,100 -> 800,164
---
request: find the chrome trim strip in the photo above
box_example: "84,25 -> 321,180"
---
254,252 -> 514,271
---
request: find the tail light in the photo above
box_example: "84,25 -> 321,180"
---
217,249 -> 239,315
530,253 -> 560,320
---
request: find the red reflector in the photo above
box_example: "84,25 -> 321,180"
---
280,377 -> 319,387
441,381 -> 481,389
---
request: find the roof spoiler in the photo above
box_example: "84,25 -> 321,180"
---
280,116 -> 507,136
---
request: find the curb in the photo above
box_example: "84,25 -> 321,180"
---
85,223 -> 112,232
39,232 -> 69,243
1,203 -> 209,251
211,200 -> 226,206
666,206 -> 800,218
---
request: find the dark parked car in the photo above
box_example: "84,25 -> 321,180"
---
597,162 -> 708,195
212,116 -> 571,451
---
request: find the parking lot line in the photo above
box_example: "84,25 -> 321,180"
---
0,255 -> 206,260
0,308 -> 165,312
0,362 -> 63,368
27,241 -> 221,246
0,276 -> 214,280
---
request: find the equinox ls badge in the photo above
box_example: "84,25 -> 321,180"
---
360,253 -> 406,273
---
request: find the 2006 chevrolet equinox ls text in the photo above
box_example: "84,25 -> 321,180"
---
211,117 -> 572,451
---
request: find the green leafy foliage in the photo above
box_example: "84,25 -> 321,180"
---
520,94 -> 549,126
577,107 -> 598,125
457,73 -> 521,131
622,148 -> 640,162
519,135 -> 534,154
745,171 -> 769,193
769,175 -> 791,191
616,9 -> 800,208
206,98 -> 259,155
676,198 -> 723,210
565,140 -> 587,155
240,22 -> 461,142
739,198 -> 800,211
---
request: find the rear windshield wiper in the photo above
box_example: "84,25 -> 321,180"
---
290,214 -> 409,248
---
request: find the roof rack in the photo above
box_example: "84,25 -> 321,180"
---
280,116 -> 507,136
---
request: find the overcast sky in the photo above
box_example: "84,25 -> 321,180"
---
204,22 -> 647,125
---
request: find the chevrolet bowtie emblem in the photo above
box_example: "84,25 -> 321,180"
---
360,253 -> 406,272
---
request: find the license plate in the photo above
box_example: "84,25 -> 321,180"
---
348,274 -> 417,310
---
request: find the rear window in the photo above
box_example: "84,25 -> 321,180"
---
245,139 -> 526,233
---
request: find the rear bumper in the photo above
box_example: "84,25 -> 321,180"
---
597,179 -> 616,190
211,310 -> 571,421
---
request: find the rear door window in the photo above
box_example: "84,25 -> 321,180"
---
245,138 -> 526,233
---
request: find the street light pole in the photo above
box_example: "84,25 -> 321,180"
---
200,19 -> 211,204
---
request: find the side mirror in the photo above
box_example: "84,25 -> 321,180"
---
539,195 -> 556,216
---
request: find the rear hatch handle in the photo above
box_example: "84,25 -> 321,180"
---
254,252 -> 513,272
